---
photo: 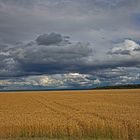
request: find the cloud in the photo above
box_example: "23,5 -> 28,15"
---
93,78 -> 101,85
108,39 -> 140,55
104,40 -> 140,69
36,32 -> 70,46
0,33 -> 93,77
0,73 -> 101,90
1,34 -> 140,81
90,67 -> 140,86
88,0 -> 140,8
1,66 -> 139,90
0,0 -> 140,45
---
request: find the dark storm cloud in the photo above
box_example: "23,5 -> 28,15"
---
0,34 -> 140,79
36,33 -> 70,46
134,48 -> 140,51
0,33 -> 93,77
16,42 -> 92,75
108,50 -> 131,55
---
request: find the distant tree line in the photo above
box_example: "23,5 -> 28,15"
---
95,84 -> 140,89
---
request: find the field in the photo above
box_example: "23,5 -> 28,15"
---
0,89 -> 140,140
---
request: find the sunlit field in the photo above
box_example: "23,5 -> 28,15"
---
0,89 -> 140,140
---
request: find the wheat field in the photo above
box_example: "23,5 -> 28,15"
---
0,89 -> 140,140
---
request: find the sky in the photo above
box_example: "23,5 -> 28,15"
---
0,0 -> 140,90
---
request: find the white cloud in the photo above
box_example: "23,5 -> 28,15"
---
110,39 -> 140,55
120,74 -> 140,83
93,78 -> 101,85
106,40 -> 140,68
0,73 -> 101,89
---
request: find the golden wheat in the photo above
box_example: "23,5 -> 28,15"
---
0,89 -> 140,140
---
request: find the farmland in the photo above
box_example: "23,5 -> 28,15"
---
0,89 -> 140,140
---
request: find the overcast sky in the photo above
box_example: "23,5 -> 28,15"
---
0,0 -> 140,90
